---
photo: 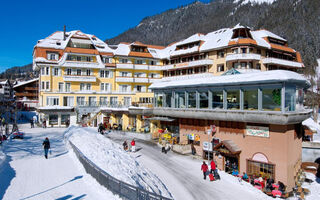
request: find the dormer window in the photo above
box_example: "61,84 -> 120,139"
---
176,41 -> 200,51
47,52 -> 59,60
232,27 -> 253,39
131,45 -> 148,53
119,58 -> 128,63
103,57 -> 111,63
268,37 -> 287,46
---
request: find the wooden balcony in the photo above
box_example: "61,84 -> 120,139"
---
25,87 -> 38,91
15,92 -> 38,97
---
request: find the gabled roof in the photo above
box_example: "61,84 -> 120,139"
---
13,78 -> 39,88
213,140 -> 241,154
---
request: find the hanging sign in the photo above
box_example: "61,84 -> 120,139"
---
203,142 -> 213,151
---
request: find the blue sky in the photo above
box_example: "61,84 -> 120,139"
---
0,0 -> 206,72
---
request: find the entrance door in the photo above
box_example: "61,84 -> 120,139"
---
224,156 -> 239,174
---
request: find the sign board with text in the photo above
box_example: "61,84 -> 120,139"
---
246,125 -> 269,138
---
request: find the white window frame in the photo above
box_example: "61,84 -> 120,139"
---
46,96 -> 59,106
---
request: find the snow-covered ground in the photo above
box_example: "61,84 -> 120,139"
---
300,172 -> 320,200
66,126 -> 172,198
103,130 -> 273,200
0,124 -> 119,200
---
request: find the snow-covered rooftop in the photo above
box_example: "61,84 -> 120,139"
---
150,70 -> 309,89
35,30 -> 113,53
13,78 -> 39,88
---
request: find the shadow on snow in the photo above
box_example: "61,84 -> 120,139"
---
0,155 -> 16,200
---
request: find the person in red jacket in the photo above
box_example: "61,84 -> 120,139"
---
201,161 -> 208,180
210,160 -> 216,174
131,139 -> 136,152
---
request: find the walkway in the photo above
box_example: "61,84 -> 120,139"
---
0,124 -> 118,200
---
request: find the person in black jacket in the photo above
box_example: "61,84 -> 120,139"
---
42,137 -> 50,159
316,165 -> 320,184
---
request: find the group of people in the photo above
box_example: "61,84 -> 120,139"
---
123,139 -> 136,152
201,160 -> 220,181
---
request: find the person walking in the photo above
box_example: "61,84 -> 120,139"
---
42,119 -> 47,128
210,160 -> 216,174
131,139 -> 136,152
161,140 -> 167,153
201,161 -> 208,180
42,137 -> 50,159
123,140 -> 128,151
30,118 -> 34,128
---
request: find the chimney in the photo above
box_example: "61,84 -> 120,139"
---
63,25 -> 66,41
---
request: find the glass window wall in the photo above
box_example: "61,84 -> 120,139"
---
165,92 -> 172,108
212,91 -> 223,109
285,87 -> 296,111
155,93 -> 163,107
244,89 -> 258,110
175,92 -> 186,108
188,92 -> 197,108
262,88 -> 281,111
227,90 -> 240,110
199,91 -> 209,109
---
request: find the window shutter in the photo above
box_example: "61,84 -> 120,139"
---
47,54 -> 50,60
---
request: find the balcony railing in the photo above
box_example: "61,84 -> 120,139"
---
116,77 -> 134,83
149,65 -> 163,71
134,64 -> 149,70
263,58 -> 303,68
116,63 -> 134,69
226,53 -> 261,62
163,59 -> 213,70
134,77 -> 149,83
77,101 -> 151,108
63,75 -> 96,82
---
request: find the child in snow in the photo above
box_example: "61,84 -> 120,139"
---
131,139 -> 136,152
123,140 -> 128,151
201,161 -> 208,180
42,137 -> 50,159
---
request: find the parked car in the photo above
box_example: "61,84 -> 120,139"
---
11,131 -> 24,139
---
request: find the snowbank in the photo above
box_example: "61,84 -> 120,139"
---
303,118 -> 320,143
65,126 -> 172,198
301,172 -> 320,200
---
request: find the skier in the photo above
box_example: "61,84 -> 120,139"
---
201,161 -> 208,180
42,137 -> 50,159
131,139 -> 136,152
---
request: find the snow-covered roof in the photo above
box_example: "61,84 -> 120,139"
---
150,70 -> 309,89
252,29 -> 286,42
174,33 -> 205,47
13,78 -> 39,88
114,43 -> 131,56
35,30 -> 113,53
302,118 -> 320,132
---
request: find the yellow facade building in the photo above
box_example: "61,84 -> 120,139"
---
33,25 -> 303,131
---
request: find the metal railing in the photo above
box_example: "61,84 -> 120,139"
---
69,141 -> 172,200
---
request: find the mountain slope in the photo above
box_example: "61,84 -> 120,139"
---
106,0 -> 320,73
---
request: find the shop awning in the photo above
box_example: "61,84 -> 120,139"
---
147,117 -> 175,122
213,140 -> 241,155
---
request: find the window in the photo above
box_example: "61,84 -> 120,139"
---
188,92 -> 197,108
100,97 -> 108,106
49,115 -> 58,125
53,68 -> 59,76
165,92 -> 172,107
100,83 -> 104,91
136,85 -> 142,92
47,53 -> 59,60
285,87 -> 296,111
217,51 -> 224,58
227,90 -> 240,110
86,69 -> 91,76
100,70 -> 104,78
77,97 -> 85,106
257,49 -> 261,54
46,81 -> 50,90
63,96 -> 74,106
77,69 -> 82,76
135,60 -> 143,64
46,67 -> 50,75
175,91 -> 186,108
110,97 -> 118,106
247,160 -> 275,179
262,88 -> 281,111
41,81 -> 45,90
46,97 -> 59,106
86,83 -> 91,91
150,60 -> 156,65
217,64 -> 224,72
124,97 -> 131,106
58,82 -> 64,92
256,64 -> 261,70
212,91 -> 223,109
244,89 -> 258,110
155,93 -> 163,107
120,85 -> 129,92
41,67 -> 45,75
232,48 -> 239,54
80,83 -> 85,91
103,57 -> 110,63
100,83 -> 110,92
119,58 -> 128,63
61,114 -> 70,125
120,72 -> 129,77
199,91 -> 209,109
66,68 -> 72,75
88,97 -> 96,106
241,48 -> 247,53
65,83 -> 71,92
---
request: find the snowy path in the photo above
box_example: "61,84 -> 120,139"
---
0,124 -> 119,200
106,132 -> 272,200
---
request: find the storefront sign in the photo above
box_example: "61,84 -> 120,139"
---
203,142 -> 213,151
188,134 -> 195,140
246,125 -> 269,138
